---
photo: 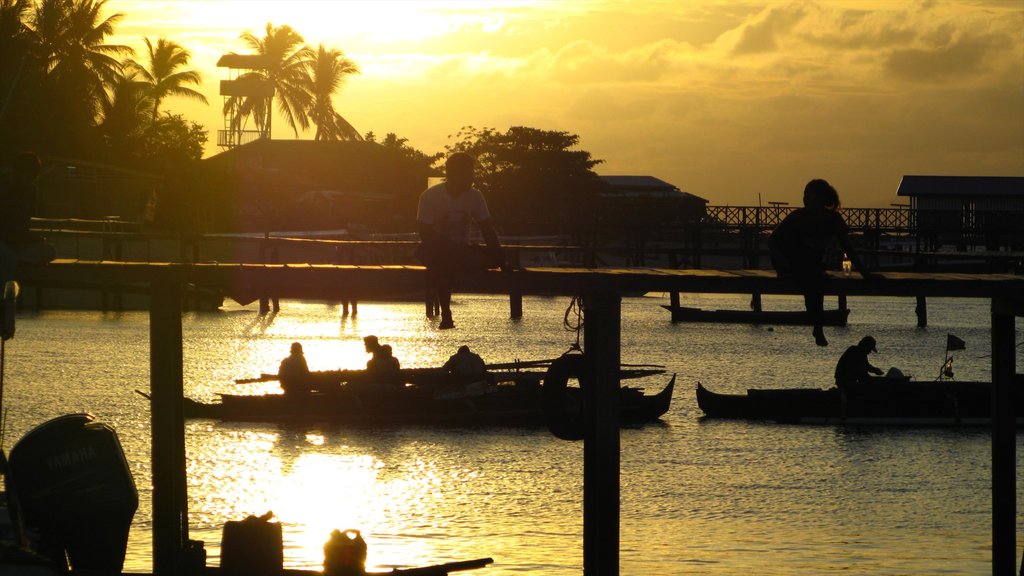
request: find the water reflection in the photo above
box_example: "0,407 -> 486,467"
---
5,295 -> 1020,574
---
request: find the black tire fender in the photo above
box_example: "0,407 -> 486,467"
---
543,354 -> 587,441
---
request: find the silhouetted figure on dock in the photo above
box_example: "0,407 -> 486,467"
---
770,179 -> 872,346
1,152 -> 56,284
834,335 -> 884,389
278,342 -> 312,395
416,152 -> 504,329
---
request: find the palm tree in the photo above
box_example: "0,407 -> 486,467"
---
0,0 -> 32,122
225,23 -> 312,138
26,0 -> 131,120
304,43 -> 359,141
98,66 -> 152,152
126,36 -> 207,122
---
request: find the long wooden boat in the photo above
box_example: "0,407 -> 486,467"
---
182,369 -> 675,427
662,305 -> 849,326
695,379 -> 1024,426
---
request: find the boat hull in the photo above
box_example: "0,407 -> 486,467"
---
695,380 -> 1024,426
185,375 -> 674,428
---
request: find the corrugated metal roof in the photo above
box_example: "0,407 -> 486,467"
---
896,175 -> 1024,197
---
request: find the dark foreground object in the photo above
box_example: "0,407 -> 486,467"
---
5,414 -> 138,572
696,378 -> 1024,425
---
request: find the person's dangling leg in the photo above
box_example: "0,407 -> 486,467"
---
800,273 -> 827,346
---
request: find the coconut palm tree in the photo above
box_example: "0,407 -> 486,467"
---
126,36 -> 207,122
304,43 -> 360,141
26,0 -> 131,121
224,23 -> 312,139
0,0 -> 33,122
98,66 -> 152,152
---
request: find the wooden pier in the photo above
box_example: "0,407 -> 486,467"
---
18,261 -> 1024,575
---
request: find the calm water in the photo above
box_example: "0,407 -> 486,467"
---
2,293 -> 1022,574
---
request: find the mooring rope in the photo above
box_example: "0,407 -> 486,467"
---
562,295 -> 583,352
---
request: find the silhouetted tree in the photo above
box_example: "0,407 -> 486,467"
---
366,131 -> 443,167
445,126 -> 605,234
27,0 -> 131,121
304,43 -> 359,141
224,23 -> 312,138
126,36 -> 207,122
98,66 -> 151,154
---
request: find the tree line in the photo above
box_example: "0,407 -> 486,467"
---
1,1 -> 640,236
0,0 -> 363,173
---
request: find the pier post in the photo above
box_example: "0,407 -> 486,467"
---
990,297 -> 1018,575
582,289 -> 621,575
150,270 -> 188,576
670,291 -> 680,309
915,296 -> 927,327
509,288 -> 523,319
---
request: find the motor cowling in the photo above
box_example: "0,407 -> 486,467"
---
7,413 -> 138,572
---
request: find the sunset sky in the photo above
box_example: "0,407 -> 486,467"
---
108,0 -> 1024,207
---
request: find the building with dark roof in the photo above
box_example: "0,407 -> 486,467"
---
201,139 -> 435,232
597,175 -> 708,225
896,175 -> 1024,249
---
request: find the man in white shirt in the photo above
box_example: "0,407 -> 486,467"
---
416,153 -> 503,329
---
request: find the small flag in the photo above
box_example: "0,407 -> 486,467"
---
946,334 -> 966,351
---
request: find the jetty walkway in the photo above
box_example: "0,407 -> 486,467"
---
17,261 -> 1024,575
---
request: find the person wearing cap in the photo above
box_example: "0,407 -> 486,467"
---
834,335 -> 884,389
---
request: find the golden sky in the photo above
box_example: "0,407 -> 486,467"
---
109,0 -> 1024,207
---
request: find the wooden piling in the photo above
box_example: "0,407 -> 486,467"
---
149,271 -> 187,576
509,289 -> 523,319
990,297 -> 1018,575
915,296 -> 927,327
582,290 -> 621,575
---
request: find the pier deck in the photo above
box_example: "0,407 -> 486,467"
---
16,261 -> 1023,575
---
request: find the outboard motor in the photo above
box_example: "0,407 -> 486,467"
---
6,413 -> 138,572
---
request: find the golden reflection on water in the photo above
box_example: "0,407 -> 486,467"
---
8,296 -> 1013,574
189,425 -> 461,571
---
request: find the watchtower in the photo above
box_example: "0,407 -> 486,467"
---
216,54 -> 275,149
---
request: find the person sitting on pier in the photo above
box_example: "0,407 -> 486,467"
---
1,151 -> 56,285
278,342 -> 313,395
416,152 -> 505,330
442,345 -> 487,380
834,335 -> 884,389
770,179 -> 873,347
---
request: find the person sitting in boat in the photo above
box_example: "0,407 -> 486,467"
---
442,345 -> 487,380
363,335 -> 381,363
834,335 -> 884,389
279,342 -> 313,395
367,343 -> 403,387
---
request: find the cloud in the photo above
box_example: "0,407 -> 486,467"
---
731,3 -> 808,55
884,30 -> 1009,82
